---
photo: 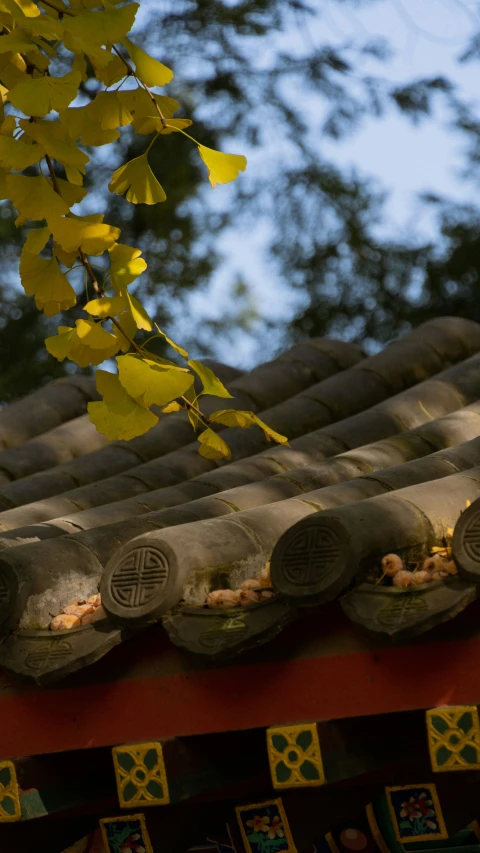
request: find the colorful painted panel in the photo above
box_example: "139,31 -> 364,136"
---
426,706 -> 480,771
0,759 -> 21,822
385,784 -> 447,843
236,798 -> 296,853
112,742 -> 169,808
100,814 -> 153,853
266,723 -> 325,789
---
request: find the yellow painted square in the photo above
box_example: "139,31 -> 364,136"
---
426,706 -> 480,772
112,742 -> 170,808
266,722 -> 325,789
0,760 -> 21,823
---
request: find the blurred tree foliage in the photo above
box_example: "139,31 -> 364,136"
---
2,0 -> 480,400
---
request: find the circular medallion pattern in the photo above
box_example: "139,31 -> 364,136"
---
109,546 -> 169,609
280,524 -> 341,587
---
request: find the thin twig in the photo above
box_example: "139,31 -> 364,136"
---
111,45 -> 168,128
39,0 -> 74,16
180,396 -> 211,425
110,316 -> 143,356
45,154 -> 59,194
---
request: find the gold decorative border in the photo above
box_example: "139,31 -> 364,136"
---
266,723 -> 325,789
385,784 -> 448,843
365,803 -> 391,853
99,813 -> 153,853
426,706 -> 480,772
0,759 -> 21,823
112,741 -> 170,808
236,798 -> 297,853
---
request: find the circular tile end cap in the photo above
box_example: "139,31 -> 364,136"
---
270,515 -> 355,606
452,496 -> 480,582
0,558 -> 20,632
101,538 -> 182,626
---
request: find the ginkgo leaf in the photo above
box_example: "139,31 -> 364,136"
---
7,174 -> 70,220
0,51 -> 27,89
109,242 -> 147,289
0,29 -> 42,55
46,318 -> 121,366
0,135 -> 44,170
64,3 -> 138,54
88,370 -> 158,441
85,296 -> 128,318
24,225 -> 50,254
188,360 -> 232,398
155,327 -> 188,359
54,245 -> 78,267
112,308 -> 137,353
134,116 -> 192,136
88,49 -> 126,86
86,91 -> 133,131
21,120 -> 89,170
198,144 -> 247,188
209,409 -> 289,446
162,401 -> 182,413
50,176 -> 88,206
125,290 -> 152,331
0,116 -> 17,137
252,414 -> 289,445
60,106 -> 121,147
117,354 -> 194,408
8,70 -> 81,117
49,216 -> 120,255
3,0 -> 63,38
109,153 -> 166,204
118,89 -> 179,120
20,249 -> 76,316
64,165 -> 84,187
198,428 -> 231,460
12,0 -> 41,17
122,37 -> 173,87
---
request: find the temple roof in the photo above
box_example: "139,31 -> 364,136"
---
1,316 -> 480,690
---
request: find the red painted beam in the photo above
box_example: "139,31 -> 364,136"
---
2,629 -> 480,759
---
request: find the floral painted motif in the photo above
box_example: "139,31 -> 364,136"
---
100,814 -> 153,853
236,798 -> 296,853
386,785 -> 448,842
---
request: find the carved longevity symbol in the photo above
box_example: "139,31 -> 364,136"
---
110,547 -> 169,609
281,525 -> 340,586
462,509 -> 480,562
25,639 -> 73,671
377,595 -> 427,627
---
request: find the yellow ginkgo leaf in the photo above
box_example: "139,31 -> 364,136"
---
49,216 -> 120,255
7,174 -> 70,221
11,0 -> 40,17
88,49 -> 126,87
117,354 -> 194,408
51,177 -> 88,206
85,295 -> 128,318
24,225 -> 50,254
21,120 -> 89,170
8,70 -> 81,117
198,144 -> 247,188
188,360 -> 232,398
109,153 -> 166,205
54,245 -> 78,267
162,401 -> 182,413
0,135 -> 44,170
0,29 -> 42,55
20,249 -> 76,316
118,89 -> 179,120
86,91 -> 133,131
198,428 -> 231,460
209,408 -> 289,446
134,116 -> 192,136
60,106 -> 121,147
0,51 -> 27,89
88,370 -> 158,441
3,0 -> 63,37
64,3 -> 138,54
64,165 -> 84,187
122,37 -> 173,87
109,242 -> 147,289
46,318 -> 121,367
112,308 -> 137,353
0,116 -> 17,137
125,290 -> 152,331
